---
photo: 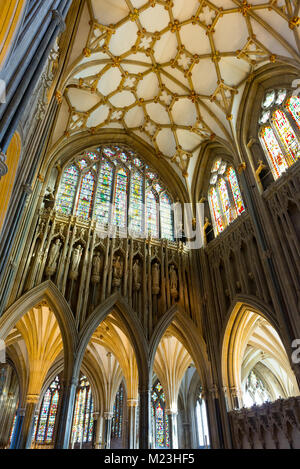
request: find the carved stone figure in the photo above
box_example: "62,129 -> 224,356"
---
152,262 -> 160,295
46,239 -> 61,275
43,188 -> 55,209
113,256 -> 123,288
70,245 -> 83,279
133,259 -> 141,291
91,252 -> 101,284
169,264 -> 178,297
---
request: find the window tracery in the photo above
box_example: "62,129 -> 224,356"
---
208,159 -> 245,236
244,370 -> 272,408
258,89 -> 300,180
56,145 -> 174,240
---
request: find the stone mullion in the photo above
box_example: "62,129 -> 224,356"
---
128,239 -> 134,308
142,240 -> 148,329
56,219 -> 72,292
101,237 -> 110,302
61,222 -> 76,298
36,216 -> 57,285
123,238 -> 130,298
106,237 -> 116,297
160,243 -> 167,313
79,223 -> 95,329
28,217 -> 51,291
147,243 -> 152,337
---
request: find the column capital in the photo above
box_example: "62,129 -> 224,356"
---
26,394 -> 39,405
166,408 -> 178,416
104,412 -> 113,420
127,398 -> 138,407
51,9 -> 66,32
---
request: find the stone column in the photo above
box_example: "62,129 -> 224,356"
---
104,412 -> 113,449
10,407 -> 25,449
92,412 -> 104,449
166,409 -> 178,449
127,399 -> 138,449
139,387 -> 151,449
17,394 -> 39,449
54,377 -> 78,449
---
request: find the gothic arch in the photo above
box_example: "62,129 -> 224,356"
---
221,300 -> 299,410
41,130 -> 189,204
76,293 -> 149,388
236,62 -> 300,180
0,281 -> 77,381
149,304 -> 212,390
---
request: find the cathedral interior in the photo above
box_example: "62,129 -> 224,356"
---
0,0 -> 300,450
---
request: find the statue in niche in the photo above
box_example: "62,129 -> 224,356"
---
133,258 -> 142,291
113,256 -> 124,288
43,187 -> 55,210
91,252 -> 101,284
69,245 -> 83,279
46,238 -> 62,276
152,262 -> 160,295
169,264 -> 178,298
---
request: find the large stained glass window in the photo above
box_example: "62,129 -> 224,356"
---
258,89 -> 300,180
208,160 -> 245,237
151,381 -> 169,449
56,165 -> 79,215
71,376 -> 94,448
196,396 -> 210,449
55,145 -> 174,241
32,377 -> 60,446
76,171 -> 95,219
111,382 -> 124,440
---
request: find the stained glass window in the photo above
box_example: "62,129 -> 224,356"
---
76,171 -> 95,220
113,168 -> 128,229
260,126 -> 288,179
111,383 -> 124,440
151,381 -> 170,449
160,193 -> 173,241
272,109 -> 300,162
56,165 -> 79,215
208,160 -> 245,236
286,96 -> 300,129
129,172 -> 144,235
218,178 -> 232,224
208,187 -> 224,235
227,167 -> 245,216
196,397 -> 210,449
258,90 -> 300,180
55,145 -> 174,240
146,191 -> 159,238
94,160 -> 114,226
71,376 -> 94,447
33,376 -> 60,445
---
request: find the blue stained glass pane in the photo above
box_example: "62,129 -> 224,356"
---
113,168 -> 128,228
146,191 -> 158,238
56,165 -> 79,215
160,193 -> 173,241
129,172 -> 144,234
76,171 -> 95,219
95,161 -> 114,226
72,377 -> 94,445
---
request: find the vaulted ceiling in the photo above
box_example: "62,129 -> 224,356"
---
56,0 -> 300,189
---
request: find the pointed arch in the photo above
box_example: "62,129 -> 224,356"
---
149,304 -> 212,390
221,300 -> 299,410
76,293 -> 149,388
0,281 -> 77,381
